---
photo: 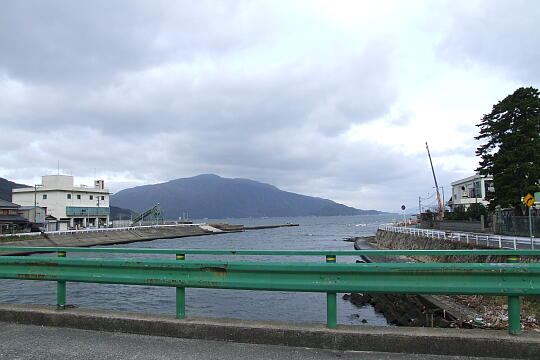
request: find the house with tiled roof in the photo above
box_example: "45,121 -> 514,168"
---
0,199 -> 29,232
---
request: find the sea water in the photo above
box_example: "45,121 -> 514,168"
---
0,214 -> 394,326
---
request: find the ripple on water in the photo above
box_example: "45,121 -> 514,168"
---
0,215 -> 393,326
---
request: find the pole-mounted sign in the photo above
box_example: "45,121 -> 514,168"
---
523,193 -> 536,249
523,193 -> 535,207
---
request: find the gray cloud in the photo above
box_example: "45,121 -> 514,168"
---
437,0 -> 540,83
1,1 -> 533,212
0,1 -> 272,84
1,49 -> 395,136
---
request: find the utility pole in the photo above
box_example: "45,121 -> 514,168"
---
529,206 -> 534,249
97,195 -> 100,228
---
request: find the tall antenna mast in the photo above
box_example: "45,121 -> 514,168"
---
425,142 -> 444,219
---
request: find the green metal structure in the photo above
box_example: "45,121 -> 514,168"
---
130,204 -> 163,226
1,247 -> 539,335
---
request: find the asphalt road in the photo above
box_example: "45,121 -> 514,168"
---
0,322 -> 509,360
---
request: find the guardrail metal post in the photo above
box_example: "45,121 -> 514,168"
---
56,251 -> 66,310
326,254 -> 337,329
513,237 -> 517,250
176,254 -> 186,319
507,256 -> 521,335
498,236 -> 502,248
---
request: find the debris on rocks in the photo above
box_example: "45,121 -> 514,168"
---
454,295 -> 540,331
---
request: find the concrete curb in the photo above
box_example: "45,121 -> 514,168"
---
0,303 -> 538,359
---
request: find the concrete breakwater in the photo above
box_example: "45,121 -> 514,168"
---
0,224 -> 222,255
0,223 -> 301,256
208,223 -> 299,231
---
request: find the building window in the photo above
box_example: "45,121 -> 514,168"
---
101,196 -> 105,201
67,194 -> 72,199
484,180 -> 495,195
42,194 -> 47,200
473,181 -> 482,198
77,194 -> 81,200
89,195 -> 94,200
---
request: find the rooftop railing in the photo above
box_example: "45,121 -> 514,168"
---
1,246 -> 540,335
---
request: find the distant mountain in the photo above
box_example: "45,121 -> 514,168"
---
0,177 -> 30,201
109,206 -> 137,220
111,174 -> 382,219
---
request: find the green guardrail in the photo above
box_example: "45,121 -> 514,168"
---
1,247 -> 540,335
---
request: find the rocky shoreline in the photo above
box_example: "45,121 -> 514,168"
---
345,235 -> 477,328
344,231 -> 539,332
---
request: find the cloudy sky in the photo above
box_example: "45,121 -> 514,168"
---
1,1 -> 538,212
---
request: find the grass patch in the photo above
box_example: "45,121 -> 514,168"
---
0,235 -> 44,242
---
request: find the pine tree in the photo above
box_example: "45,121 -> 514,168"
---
475,87 -> 540,210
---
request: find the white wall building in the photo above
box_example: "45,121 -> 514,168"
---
18,206 -> 47,224
12,175 -> 110,228
450,174 -> 494,209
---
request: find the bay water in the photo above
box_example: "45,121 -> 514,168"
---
0,214 -> 394,326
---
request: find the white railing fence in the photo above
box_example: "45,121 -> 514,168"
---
0,223 -> 201,238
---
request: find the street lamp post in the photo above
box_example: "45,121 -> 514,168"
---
529,206 -> 534,250
33,184 -> 42,223
34,185 -> 37,223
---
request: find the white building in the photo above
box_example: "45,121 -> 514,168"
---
18,206 -> 47,224
450,174 -> 494,209
12,175 -> 110,229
